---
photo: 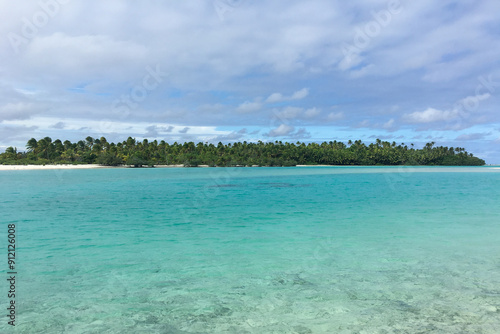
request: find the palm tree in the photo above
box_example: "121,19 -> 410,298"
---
37,138 -> 50,159
85,136 -> 94,150
63,140 -> 72,150
26,138 -> 38,154
5,147 -> 17,159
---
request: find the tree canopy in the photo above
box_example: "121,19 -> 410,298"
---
0,137 -> 485,167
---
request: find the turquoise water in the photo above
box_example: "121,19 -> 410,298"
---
1,166 -> 500,333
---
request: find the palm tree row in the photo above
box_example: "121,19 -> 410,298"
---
0,136 -> 485,166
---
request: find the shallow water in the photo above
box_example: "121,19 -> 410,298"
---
1,166 -> 500,333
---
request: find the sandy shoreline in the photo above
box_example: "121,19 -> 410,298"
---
0,164 -> 341,170
0,164 -> 204,170
0,164 -> 109,170
0,164 -> 498,171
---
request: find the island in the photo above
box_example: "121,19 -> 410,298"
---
0,137 -> 485,167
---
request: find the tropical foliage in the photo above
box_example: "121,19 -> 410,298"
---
0,137 -> 485,166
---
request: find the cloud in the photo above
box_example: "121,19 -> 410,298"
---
325,111 -> 344,122
304,107 -> 321,119
145,125 -> 159,137
349,64 -> 375,79
455,133 -> 488,141
236,101 -> 262,113
0,125 -> 38,143
179,127 -> 190,134
357,120 -> 371,128
23,33 -> 149,81
209,128 -> 247,142
403,93 -> 490,127
274,107 -> 303,120
265,88 -> 309,103
266,124 -> 295,137
0,102 -> 39,121
350,117 -> 398,132
145,125 -> 175,137
403,108 -> 458,124
265,124 -> 311,139
368,134 -> 396,140
291,88 -> 309,100
270,106 -> 325,124
382,118 -> 397,131
266,93 -> 284,103
50,122 -> 66,129
290,127 -> 311,139
338,52 -> 363,71
455,93 -> 491,112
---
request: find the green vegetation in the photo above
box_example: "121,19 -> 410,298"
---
0,137 -> 485,166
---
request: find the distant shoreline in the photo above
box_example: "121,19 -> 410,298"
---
0,164 -> 499,171
0,164 -> 108,170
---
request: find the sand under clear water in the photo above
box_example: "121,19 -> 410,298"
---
1,166 -> 499,333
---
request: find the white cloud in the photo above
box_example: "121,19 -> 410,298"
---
267,124 -> 295,137
265,124 -> 311,139
325,111 -> 344,122
236,101 -> 262,113
265,88 -> 309,103
304,107 -> 321,118
2,116 -> 228,141
291,88 -> 309,100
403,92 -> 492,126
266,93 -> 283,103
275,107 -> 303,119
349,64 -> 375,79
338,52 -> 363,71
403,108 -> 458,124
209,128 -> 248,142
456,93 -> 491,111
23,33 -> 149,81
383,119 -> 395,129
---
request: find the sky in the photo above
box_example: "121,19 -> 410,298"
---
1,0 -> 499,163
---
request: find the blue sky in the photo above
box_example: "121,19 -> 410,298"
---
1,0 -> 499,163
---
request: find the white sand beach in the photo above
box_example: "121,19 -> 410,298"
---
0,164 -> 107,171
0,164 -> 203,170
1,164 -> 499,171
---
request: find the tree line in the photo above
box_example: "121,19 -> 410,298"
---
0,136 -> 485,166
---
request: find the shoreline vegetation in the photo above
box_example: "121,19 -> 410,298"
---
0,136 -> 485,167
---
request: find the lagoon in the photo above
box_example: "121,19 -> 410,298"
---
1,166 -> 499,333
